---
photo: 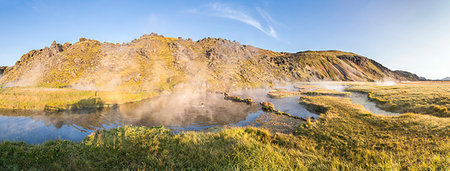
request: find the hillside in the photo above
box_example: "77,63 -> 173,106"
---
0,33 -> 420,91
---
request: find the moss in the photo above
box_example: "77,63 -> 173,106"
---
261,101 -> 276,112
224,93 -> 253,104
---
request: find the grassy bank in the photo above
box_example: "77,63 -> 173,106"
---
0,87 -> 157,111
298,95 -> 450,170
267,90 -> 301,98
346,81 -> 450,117
300,88 -> 350,96
1,95 -> 448,170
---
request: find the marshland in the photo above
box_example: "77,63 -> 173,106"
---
0,81 -> 449,170
1,1 -> 450,170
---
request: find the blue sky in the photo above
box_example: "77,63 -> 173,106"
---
1,0 -> 449,79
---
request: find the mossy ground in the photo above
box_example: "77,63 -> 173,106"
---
347,81 -> 450,117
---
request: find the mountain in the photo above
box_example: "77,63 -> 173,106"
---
442,77 -> 450,81
0,33 -> 420,91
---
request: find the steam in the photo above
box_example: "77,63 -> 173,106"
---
3,63 -> 44,87
375,78 -> 397,86
309,81 -> 348,92
71,45 -> 136,91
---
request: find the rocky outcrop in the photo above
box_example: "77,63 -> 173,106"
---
0,34 -> 421,91
0,66 -> 7,77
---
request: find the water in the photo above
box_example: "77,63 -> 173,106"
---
300,82 -> 400,116
347,92 -> 399,116
1,84 -> 394,144
234,88 -> 319,119
0,92 -> 260,144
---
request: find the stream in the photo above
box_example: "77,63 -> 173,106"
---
0,84 -> 398,144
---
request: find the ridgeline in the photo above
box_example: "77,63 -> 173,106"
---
0,33 -> 420,91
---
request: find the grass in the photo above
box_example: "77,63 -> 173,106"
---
1,95 -> 448,170
261,101 -> 307,121
298,95 -> 450,170
347,81 -> 450,117
300,88 -> 350,96
224,93 -> 253,104
267,90 -> 301,98
0,87 -> 157,111
0,126 -> 308,170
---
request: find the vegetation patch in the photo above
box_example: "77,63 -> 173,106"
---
347,81 -> 450,117
267,90 -> 302,98
0,87 -> 156,111
1,95 -> 448,170
223,93 -> 253,104
301,88 -> 350,97
261,101 -> 307,121
297,95 -> 450,170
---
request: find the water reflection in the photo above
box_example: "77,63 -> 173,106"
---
0,92 -> 259,144
233,88 -> 318,119
348,92 -> 399,116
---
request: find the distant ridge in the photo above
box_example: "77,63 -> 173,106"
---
0,33 -> 420,91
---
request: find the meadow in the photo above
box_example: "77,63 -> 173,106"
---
0,87 -> 157,112
1,83 -> 449,170
347,81 -> 450,117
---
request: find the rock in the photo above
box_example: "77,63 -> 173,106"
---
0,66 -> 7,76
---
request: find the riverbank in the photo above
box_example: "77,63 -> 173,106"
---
346,81 -> 450,117
1,94 -> 448,170
0,87 -> 157,111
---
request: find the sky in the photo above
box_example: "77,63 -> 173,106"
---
0,0 -> 449,79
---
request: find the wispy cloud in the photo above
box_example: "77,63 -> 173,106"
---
185,3 -> 278,39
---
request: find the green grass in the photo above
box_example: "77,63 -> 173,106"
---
0,126 -> 309,170
0,87 -> 157,111
347,81 -> 450,117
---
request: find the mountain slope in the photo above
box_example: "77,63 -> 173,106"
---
0,34 -> 420,91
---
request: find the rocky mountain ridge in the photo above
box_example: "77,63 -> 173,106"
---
0,33 -> 420,91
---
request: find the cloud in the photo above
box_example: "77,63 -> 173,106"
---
186,3 -> 278,39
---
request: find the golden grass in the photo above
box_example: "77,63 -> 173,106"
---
301,88 -> 350,96
0,87 -> 157,111
298,95 -> 450,170
267,90 -> 301,98
1,94 -> 448,170
347,81 -> 450,117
